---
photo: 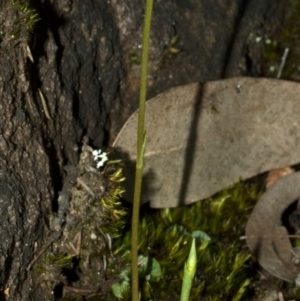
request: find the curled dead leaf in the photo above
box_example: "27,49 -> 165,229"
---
246,172 -> 300,282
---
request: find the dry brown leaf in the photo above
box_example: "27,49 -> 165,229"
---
266,167 -> 295,189
246,172 -> 300,282
113,77 -> 300,208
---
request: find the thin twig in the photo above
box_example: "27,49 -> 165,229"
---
77,178 -> 95,197
74,230 -> 82,256
26,45 -> 34,63
63,285 -> 100,295
277,48 -> 289,78
67,241 -> 78,255
26,231 -> 61,271
38,88 -> 52,119
63,279 -> 115,297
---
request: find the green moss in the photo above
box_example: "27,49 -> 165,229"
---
35,147 -> 289,301
113,181 -> 261,301
0,0 -> 39,46
159,35 -> 181,69
128,52 -> 141,67
11,0 -> 39,31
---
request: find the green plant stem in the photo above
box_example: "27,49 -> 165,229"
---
131,1 -> 154,301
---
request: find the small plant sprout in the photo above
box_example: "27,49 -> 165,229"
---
180,238 -> 197,301
92,149 -> 108,169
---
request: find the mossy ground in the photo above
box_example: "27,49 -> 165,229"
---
34,127 -> 300,296
113,181 -> 262,301
35,160 -> 300,301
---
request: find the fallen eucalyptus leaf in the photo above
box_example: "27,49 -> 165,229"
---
113,77 -> 300,208
246,172 -> 300,282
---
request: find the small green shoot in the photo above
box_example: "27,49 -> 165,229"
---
180,238 -> 197,301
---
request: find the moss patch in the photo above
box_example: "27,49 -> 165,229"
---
114,181 -> 262,301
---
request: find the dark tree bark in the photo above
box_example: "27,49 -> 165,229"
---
0,0 -> 289,299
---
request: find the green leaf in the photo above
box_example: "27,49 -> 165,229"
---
177,225 -> 190,236
111,280 -> 130,299
191,230 -> 211,242
138,255 -> 161,282
111,268 -> 130,299
119,267 -> 130,281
